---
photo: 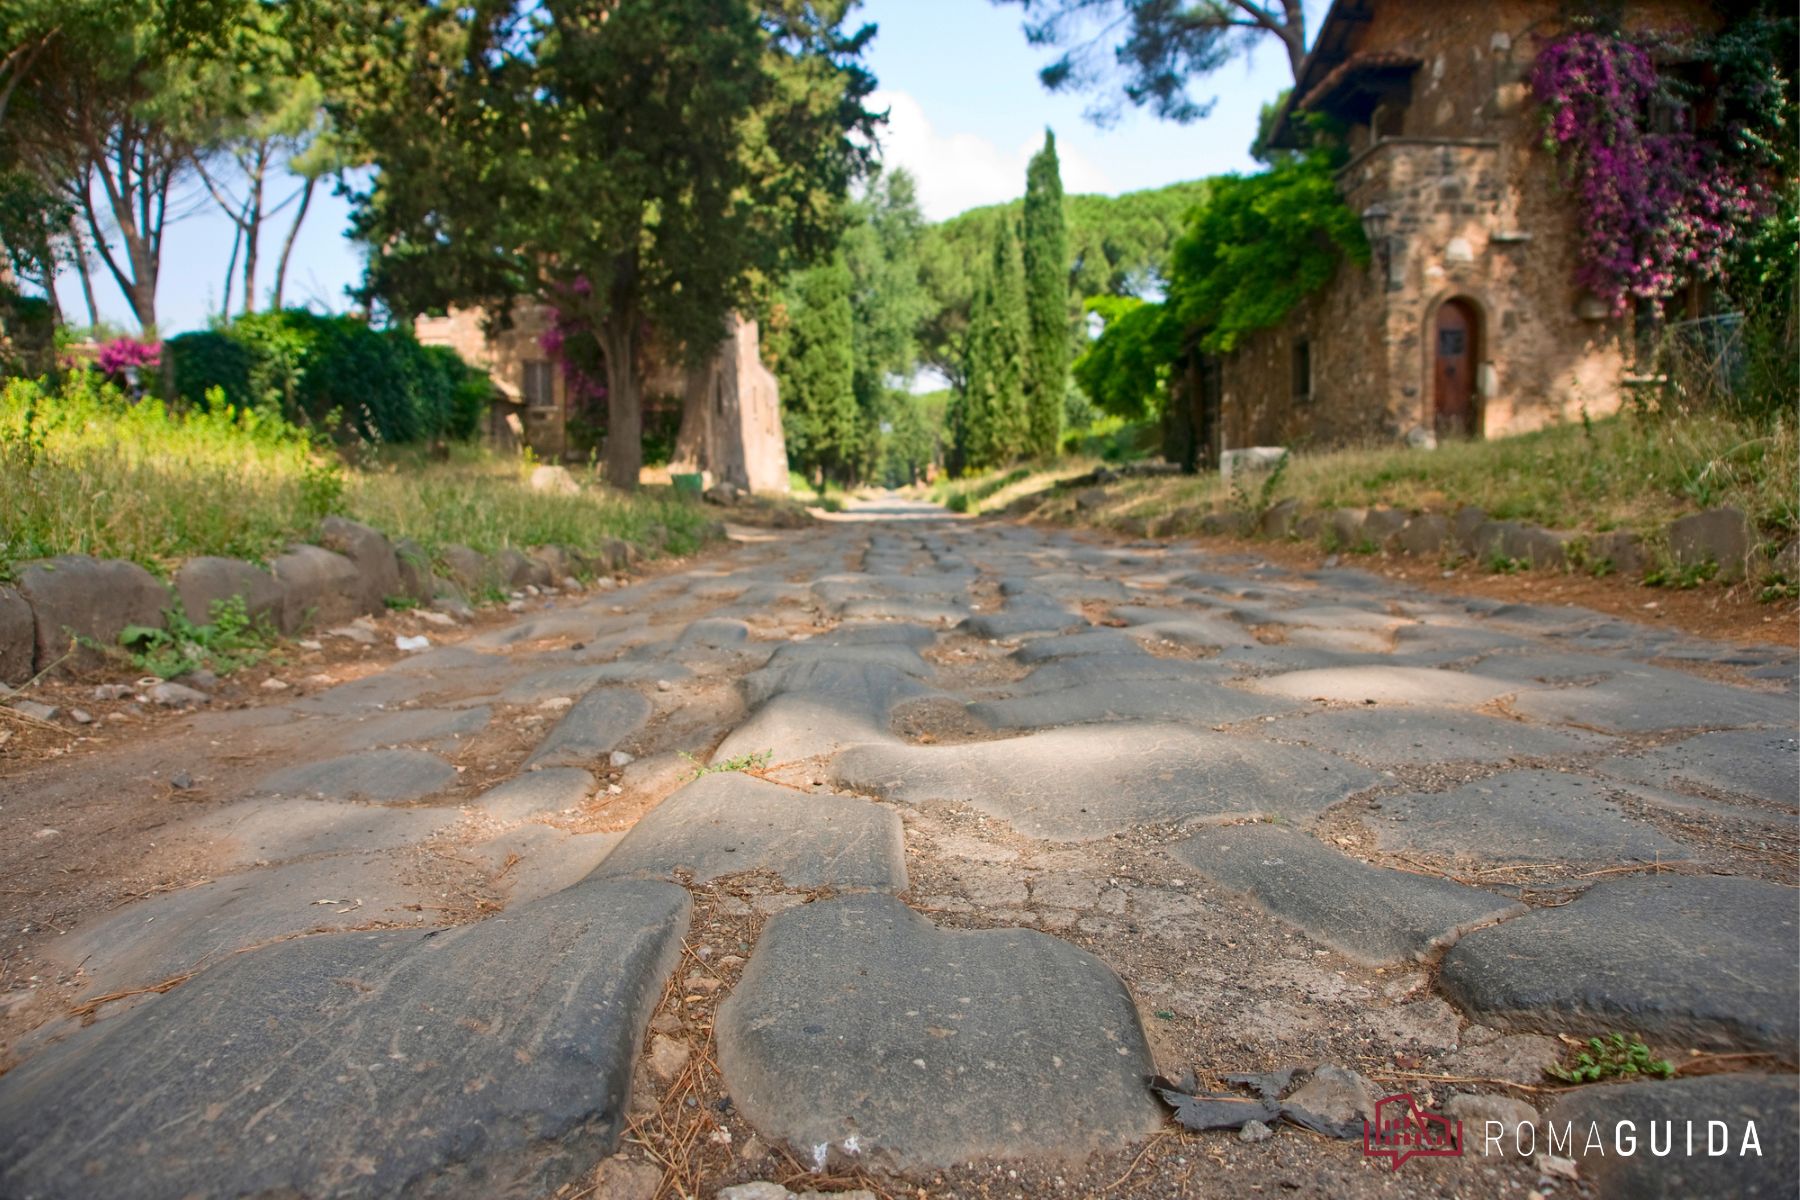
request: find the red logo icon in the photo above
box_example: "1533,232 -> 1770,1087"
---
1364,1093 -> 1464,1169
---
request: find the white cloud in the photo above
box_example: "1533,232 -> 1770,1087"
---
868,89 -> 1111,222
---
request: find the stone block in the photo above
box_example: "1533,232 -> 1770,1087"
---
270,544 -> 365,632
1451,506 -> 1488,550
172,556 -> 284,628
1393,513 -> 1449,556
392,537 -> 436,603
1360,508 -> 1407,544
1260,498 -> 1300,538
1668,507 -> 1752,581
16,555 -> 171,671
438,543 -> 495,595
316,515 -> 403,611
0,585 -> 35,684
1587,529 -> 1645,576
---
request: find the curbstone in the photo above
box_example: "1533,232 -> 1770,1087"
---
1588,529 -> 1644,576
1327,507 -> 1368,547
317,516 -> 404,611
270,544 -> 365,633
1260,498 -> 1300,538
1393,513 -> 1449,556
17,555 -> 171,673
0,586 -> 35,685
1668,507 -> 1752,581
1452,506 -> 1489,551
437,543 -> 494,595
173,557 -> 284,629
1359,508 -> 1407,544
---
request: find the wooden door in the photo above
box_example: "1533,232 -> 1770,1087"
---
1433,300 -> 1476,438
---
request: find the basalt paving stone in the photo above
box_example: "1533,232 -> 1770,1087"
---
1255,708 -> 1615,766
838,597 -> 970,625
592,772 -> 905,891
254,748 -> 458,803
970,676 -> 1298,731
1250,604 -> 1409,632
713,693 -> 903,764
1132,616 -> 1262,651
472,825 -> 623,906
1545,1073 -> 1799,1199
960,604 -> 1082,640
677,617 -> 752,647
1599,729 -> 1800,807
834,724 -> 1379,841
1506,672 -> 1797,734
1002,652 -> 1222,695
473,767 -> 597,821
0,878 -> 690,1200
1168,824 -> 1525,967
998,574 -> 1132,603
48,853 -> 430,994
332,705 -> 492,750
1241,665 -> 1526,707
497,665 -> 619,704
1011,628 -> 1143,662
760,641 -> 933,679
715,893 -> 1163,1171
801,621 -> 941,649
525,686 -> 654,768
1439,874 -> 1799,1051
742,658 -> 937,714
197,797 -> 461,866
1368,770 -> 1692,865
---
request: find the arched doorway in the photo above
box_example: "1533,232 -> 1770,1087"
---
1432,298 -> 1481,438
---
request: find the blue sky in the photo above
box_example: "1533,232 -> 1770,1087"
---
57,0 -> 1304,335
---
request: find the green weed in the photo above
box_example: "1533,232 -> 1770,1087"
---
1546,1033 -> 1674,1084
116,595 -> 276,679
680,749 -> 773,780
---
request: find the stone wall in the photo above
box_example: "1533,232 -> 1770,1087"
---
0,521 -> 654,687
416,301 -> 572,455
1215,0 -> 1722,454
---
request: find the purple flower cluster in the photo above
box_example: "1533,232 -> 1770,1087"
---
1532,31 -> 1766,315
538,293 -> 607,404
94,335 -> 162,376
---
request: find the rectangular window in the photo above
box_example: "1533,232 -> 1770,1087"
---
1292,338 -> 1312,404
522,360 -> 557,409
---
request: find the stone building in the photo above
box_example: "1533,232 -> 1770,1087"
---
416,303 -> 789,494
1190,0 -> 1720,461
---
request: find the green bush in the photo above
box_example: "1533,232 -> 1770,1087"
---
159,310 -> 492,445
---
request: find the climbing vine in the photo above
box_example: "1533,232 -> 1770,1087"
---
1531,21 -> 1790,315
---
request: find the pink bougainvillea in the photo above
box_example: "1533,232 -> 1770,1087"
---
95,335 -> 162,376
1532,30 -> 1767,315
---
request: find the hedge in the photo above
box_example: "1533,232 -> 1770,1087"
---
163,310 -> 490,444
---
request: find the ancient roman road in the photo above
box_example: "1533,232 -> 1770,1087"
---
1,498 -> 1796,1199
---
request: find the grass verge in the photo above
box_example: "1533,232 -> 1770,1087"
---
0,372 -> 716,580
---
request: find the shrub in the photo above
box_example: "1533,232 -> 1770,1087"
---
159,310 -> 491,445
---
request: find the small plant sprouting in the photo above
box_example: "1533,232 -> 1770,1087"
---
116,595 -> 276,679
1546,1033 -> 1674,1084
384,594 -> 421,611
680,748 -> 773,780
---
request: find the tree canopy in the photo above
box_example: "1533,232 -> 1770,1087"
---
1021,129 -> 1068,459
337,0 -> 879,488
993,0 -> 1306,125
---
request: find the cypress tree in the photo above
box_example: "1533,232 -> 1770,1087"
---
958,218 -> 1031,471
776,252 -> 858,485
1022,129 -> 1069,460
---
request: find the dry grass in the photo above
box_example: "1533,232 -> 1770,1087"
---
1025,411 -> 1797,549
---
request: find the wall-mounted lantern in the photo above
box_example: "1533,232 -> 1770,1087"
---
1360,202 -> 1401,290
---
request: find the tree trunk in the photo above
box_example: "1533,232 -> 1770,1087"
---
69,217 -> 100,328
271,175 -> 315,311
668,358 -> 716,475
222,220 -> 242,318
600,318 -> 642,491
241,144 -> 266,315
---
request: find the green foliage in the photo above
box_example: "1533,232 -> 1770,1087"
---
161,311 -> 490,445
842,167 -> 932,481
681,748 -> 772,780
1227,450 -> 1288,523
116,595 -> 274,679
1071,296 -> 1178,421
1167,150 -> 1367,354
773,252 -> 858,484
0,372 -> 709,579
1022,130 -> 1069,460
954,218 -> 1032,472
338,0 -> 879,489
1547,1033 -> 1674,1084
919,177 -> 1206,392
942,465 -> 1031,514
